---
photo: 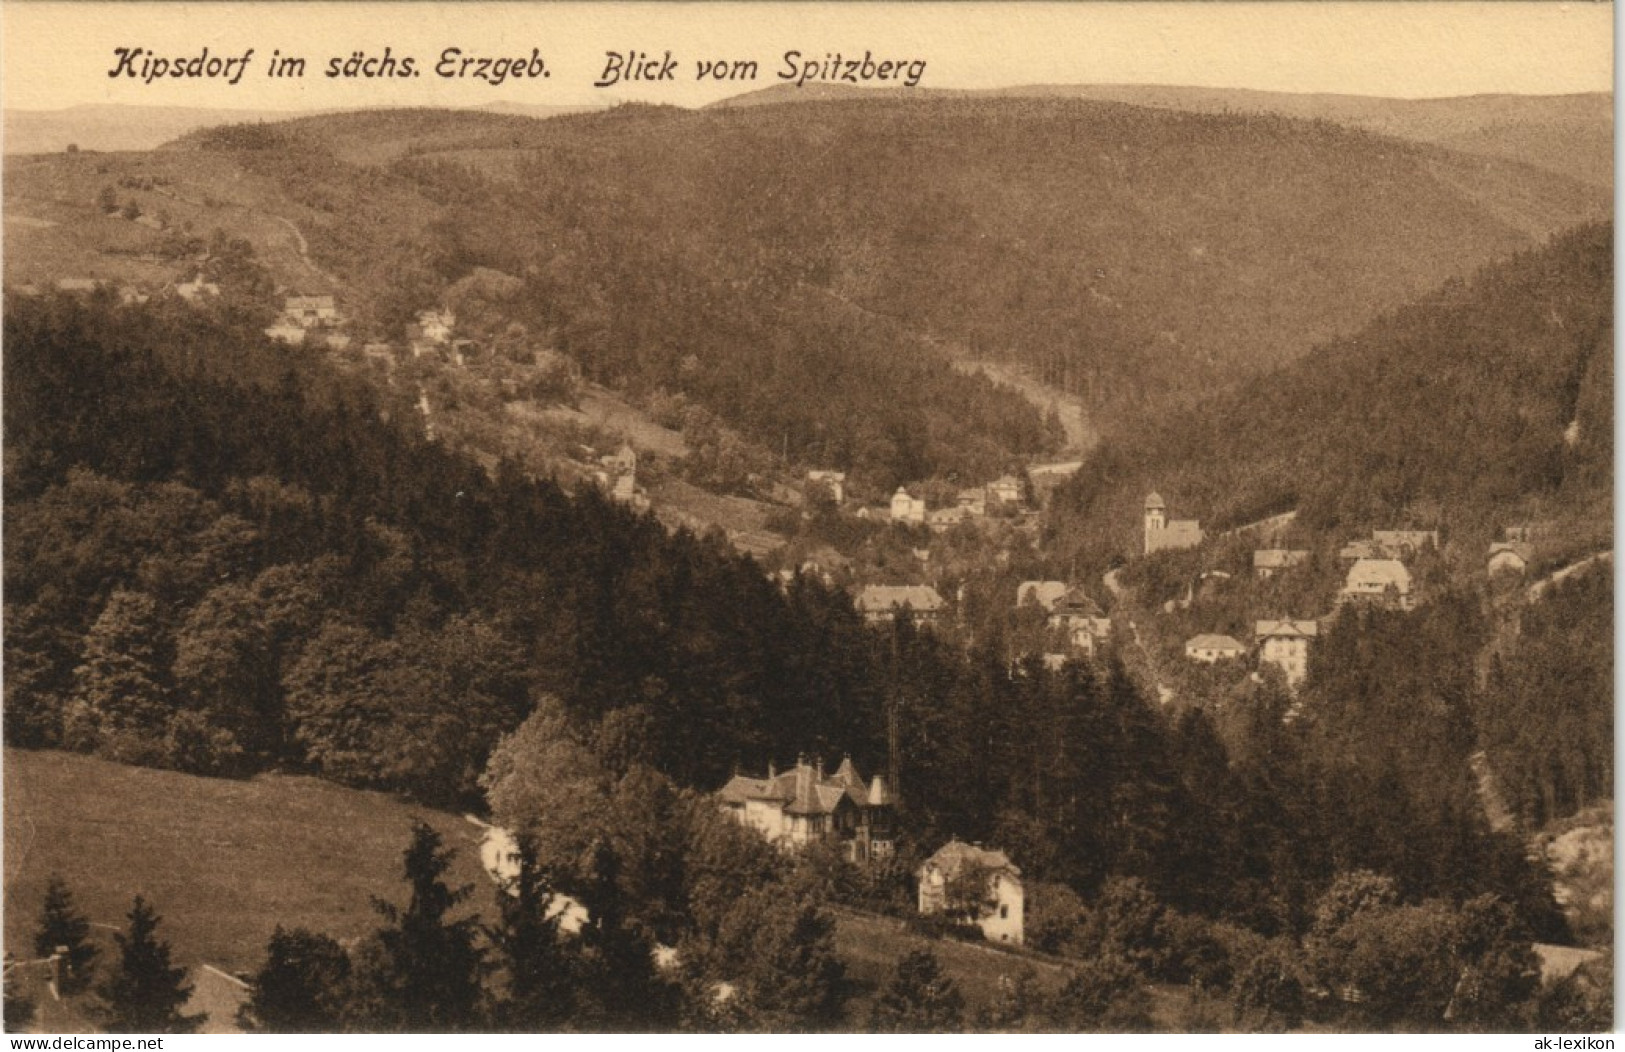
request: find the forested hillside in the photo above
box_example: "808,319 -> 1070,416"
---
149,96 -> 1606,487
1052,222 -> 1613,569
4,292 -> 1563,929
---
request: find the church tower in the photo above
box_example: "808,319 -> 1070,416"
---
1144,492 -> 1167,555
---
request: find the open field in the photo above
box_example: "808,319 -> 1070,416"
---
3,748 -> 489,975
830,907 -> 1202,1030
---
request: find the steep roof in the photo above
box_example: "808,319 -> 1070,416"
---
1339,540 -> 1381,561
831,755 -> 865,791
719,759 -> 890,813
1256,619 -> 1319,639
1373,529 -> 1439,549
1016,580 -> 1068,611
717,774 -> 789,806
1050,587 -> 1102,617
1146,520 -> 1204,553
1186,633 -> 1245,652
1254,549 -> 1310,569
856,584 -> 944,614
921,839 -> 1020,878
1145,491 -> 1166,509
1345,558 -> 1413,592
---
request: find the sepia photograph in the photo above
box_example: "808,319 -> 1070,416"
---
0,0 -> 1614,1037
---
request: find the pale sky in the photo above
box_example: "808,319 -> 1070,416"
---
1,2 -> 1614,112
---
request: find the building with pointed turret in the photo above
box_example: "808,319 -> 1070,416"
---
717,755 -> 895,861
1144,492 -> 1204,555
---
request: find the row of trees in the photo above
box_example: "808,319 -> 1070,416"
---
2,293 -> 1584,1019
9,878 -> 203,1033
20,830 -> 1601,1034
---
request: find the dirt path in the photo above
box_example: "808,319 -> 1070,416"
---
1526,549 -> 1612,602
1468,750 -> 1518,835
803,283 -> 1098,454
945,355 -> 1098,454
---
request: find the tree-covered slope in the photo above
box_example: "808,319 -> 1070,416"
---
1051,221 -> 1613,568
158,96 -> 1605,485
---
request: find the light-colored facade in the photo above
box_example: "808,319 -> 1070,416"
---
918,840 -> 1024,945
1488,542 -> 1533,576
1253,549 -> 1310,578
1016,580 -> 1069,611
806,470 -> 846,505
284,295 -> 338,327
1372,530 -> 1439,555
1341,558 -> 1414,609
1185,633 -> 1246,663
1256,619 -> 1318,687
719,756 -> 894,862
987,475 -> 1024,506
855,585 -> 945,624
890,488 -> 926,525
1144,492 -> 1204,555
416,309 -> 456,344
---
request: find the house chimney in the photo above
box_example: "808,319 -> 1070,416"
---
795,756 -> 812,803
767,759 -> 776,780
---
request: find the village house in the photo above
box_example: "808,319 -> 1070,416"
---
718,756 -> 894,861
264,322 -> 308,345
890,487 -> 927,526
1256,619 -> 1318,688
1341,529 -> 1439,561
1503,523 -> 1553,544
806,470 -> 846,505
1144,492 -> 1204,555
1338,539 -> 1381,562
601,443 -> 638,477
1488,541 -> 1534,577
284,294 -> 338,327
1185,634 -> 1246,663
1341,558 -> 1414,609
956,488 -> 987,517
1253,549 -> 1310,579
1048,589 -> 1112,656
1015,580 -> 1069,611
176,273 -> 219,303
927,506 -> 966,533
986,475 -> 1025,507
416,308 -> 456,344
1372,529 -> 1439,555
917,840 -> 1024,945
55,277 -> 99,293
855,584 -> 945,625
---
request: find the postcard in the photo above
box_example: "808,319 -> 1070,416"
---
1,1 -> 1613,1040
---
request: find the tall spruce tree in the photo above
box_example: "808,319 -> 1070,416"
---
868,949 -> 965,1033
33,875 -> 98,994
98,897 -> 204,1033
352,821 -> 484,1032
483,834 -> 576,1030
239,926 -> 351,1033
